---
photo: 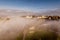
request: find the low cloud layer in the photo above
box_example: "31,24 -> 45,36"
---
0,16 -> 59,40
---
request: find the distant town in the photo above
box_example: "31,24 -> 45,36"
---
22,15 -> 60,20
0,15 -> 60,21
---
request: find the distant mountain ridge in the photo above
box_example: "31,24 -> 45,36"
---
0,9 -> 60,16
40,9 -> 60,16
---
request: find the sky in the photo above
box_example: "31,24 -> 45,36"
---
0,0 -> 60,12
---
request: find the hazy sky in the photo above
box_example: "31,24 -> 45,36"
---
0,0 -> 60,12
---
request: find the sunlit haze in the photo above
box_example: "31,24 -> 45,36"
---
0,0 -> 60,40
